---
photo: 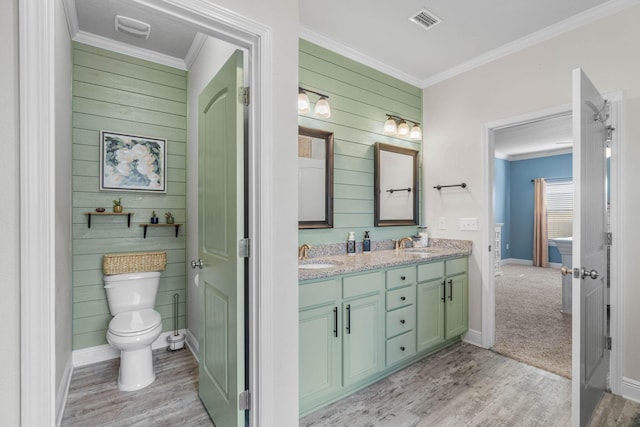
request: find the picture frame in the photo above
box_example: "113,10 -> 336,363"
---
100,131 -> 167,193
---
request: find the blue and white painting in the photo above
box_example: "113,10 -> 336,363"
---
100,131 -> 167,192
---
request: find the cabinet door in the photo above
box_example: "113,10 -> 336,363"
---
342,294 -> 384,387
444,274 -> 468,339
299,305 -> 341,407
416,279 -> 445,352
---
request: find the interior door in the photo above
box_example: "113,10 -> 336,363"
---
571,68 -> 608,427
198,50 -> 246,427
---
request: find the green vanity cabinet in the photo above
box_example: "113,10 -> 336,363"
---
299,278 -> 341,407
385,265 -> 417,366
416,257 -> 468,353
342,271 -> 385,387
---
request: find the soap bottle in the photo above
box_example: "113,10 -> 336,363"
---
418,226 -> 429,247
363,231 -> 371,253
347,231 -> 356,255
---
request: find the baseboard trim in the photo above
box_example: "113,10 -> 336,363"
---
185,329 -> 199,363
621,377 -> 640,403
463,328 -> 483,347
72,329 -> 188,367
55,357 -> 73,427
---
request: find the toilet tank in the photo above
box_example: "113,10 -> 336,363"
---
104,271 -> 161,315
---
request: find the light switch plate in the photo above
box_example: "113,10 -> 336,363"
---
438,217 -> 446,230
459,217 -> 478,231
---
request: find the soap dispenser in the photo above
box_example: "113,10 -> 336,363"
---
347,231 -> 356,255
363,231 -> 371,253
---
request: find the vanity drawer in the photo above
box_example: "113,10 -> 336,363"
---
386,331 -> 416,366
417,261 -> 444,282
446,257 -> 467,276
386,305 -> 415,338
386,266 -> 416,289
386,286 -> 415,311
343,271 -> 384,299
299,278 -> 339,310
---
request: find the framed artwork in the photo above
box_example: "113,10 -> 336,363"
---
100,131 -> 167,193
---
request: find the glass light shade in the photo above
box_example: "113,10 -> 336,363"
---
383,118 -> 397,135
397,121 -> 410,136
409,124 -> 422,140
314,97 -> 331,118
298,92 -> 311,114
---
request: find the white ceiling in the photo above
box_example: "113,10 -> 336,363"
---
66,0 -> 626,157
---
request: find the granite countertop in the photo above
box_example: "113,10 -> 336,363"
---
298,241 -> 472,281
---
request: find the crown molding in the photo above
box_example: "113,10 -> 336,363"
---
72,30 -> 188,70
184,32 -> 208,69
299,26 -> 423,88
423,0 -> 640,87
62,0 -> 79,38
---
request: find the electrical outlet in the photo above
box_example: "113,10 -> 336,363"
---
438,217 -> 446,230
459,217 -> 478,231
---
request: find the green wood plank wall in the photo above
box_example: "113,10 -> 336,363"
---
298,39 -> 423,245
72,43 -> 187,350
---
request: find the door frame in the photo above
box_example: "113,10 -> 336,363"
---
20,0 -> 276,425
480,94 -> 623,395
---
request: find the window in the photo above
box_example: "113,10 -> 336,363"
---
546,180 -> 573,239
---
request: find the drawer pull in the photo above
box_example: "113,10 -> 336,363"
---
400,275 -> 406,280
400,319 -> 406,324
400,346 -> 405,351
400,296 -> 406,301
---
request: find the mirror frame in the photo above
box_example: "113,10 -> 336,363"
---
374,142 -> 419,227
298,126 -> 334,229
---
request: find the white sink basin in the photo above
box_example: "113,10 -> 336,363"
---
298,261 -> 342,270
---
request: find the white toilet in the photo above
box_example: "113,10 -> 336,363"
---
104,271 -> 163,391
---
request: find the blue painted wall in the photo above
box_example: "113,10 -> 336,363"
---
495,153 -> 572,264
494,158 -> 511,259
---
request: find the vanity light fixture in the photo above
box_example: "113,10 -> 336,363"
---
384,114 -> 422,140
298,86 -> 331,118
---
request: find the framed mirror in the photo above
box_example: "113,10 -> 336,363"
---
374,142 -> 419,226
298,126 -> 334,229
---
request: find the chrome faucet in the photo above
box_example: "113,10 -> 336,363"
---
298,243 -> 312,260
395,237 -> 413,250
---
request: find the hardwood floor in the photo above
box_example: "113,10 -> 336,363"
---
61,342 -> 640,426
61,347 -> 213,426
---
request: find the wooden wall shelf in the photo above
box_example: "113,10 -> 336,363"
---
84,212 -> 133,228
140,223 -> 182,238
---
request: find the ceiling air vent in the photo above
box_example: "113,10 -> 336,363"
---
409,8 -> 442,31
115,15 -> 151,40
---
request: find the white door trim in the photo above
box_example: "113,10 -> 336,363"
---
480,97 -> 623,394
21,0 -> 276,424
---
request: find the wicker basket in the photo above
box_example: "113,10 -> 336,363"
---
103,251 -> 167,275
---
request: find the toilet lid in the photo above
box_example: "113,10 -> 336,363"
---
109,309 -> 161,336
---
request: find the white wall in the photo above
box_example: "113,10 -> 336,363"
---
186,36 -> 238,346
0,0 -> 20,424
423,4 -> 640,383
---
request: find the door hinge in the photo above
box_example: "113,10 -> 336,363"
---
605,336 -> 612,350
238,86 -> 250,106
238,390 -> 251,411
488,244 -> 492,252
606,232 -> 612,246
238,238 -> 250,258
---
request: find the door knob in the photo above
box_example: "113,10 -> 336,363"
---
191,259 -> 204,269
581,267 -> 599,280
560,265 -> 571,276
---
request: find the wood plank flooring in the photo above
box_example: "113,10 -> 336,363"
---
61,342 -> 640,426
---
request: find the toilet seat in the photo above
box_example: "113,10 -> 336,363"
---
108,309 -> 161,337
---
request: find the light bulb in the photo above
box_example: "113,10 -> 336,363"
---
383,118 -> 397,135
314,97 -> 331,118
409,124 -> 422,140
397,121 -> 410,136
298,92 -> 311,114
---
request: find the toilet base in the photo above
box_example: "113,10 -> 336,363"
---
117,346 -> 156,391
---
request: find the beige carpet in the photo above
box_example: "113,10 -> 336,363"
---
494,263 -> 572,378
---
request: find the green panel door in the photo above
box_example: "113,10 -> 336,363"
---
198,50 -> 245,427
299,305 -> 342,411
444,275 -> 468,339
342,294 -> 384,387
416,279 -> 445,352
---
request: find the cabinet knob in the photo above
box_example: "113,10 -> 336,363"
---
400,346 -> 405,351
400,319 -> 405,324
400,296 -> 406,301
400,275 -> 406,280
